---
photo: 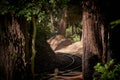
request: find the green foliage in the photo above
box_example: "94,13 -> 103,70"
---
93,59 -> 120,80
37,22 -> 52,42
66,26 -> 72,37
49,0 -> 55,4
110,19 -> 120,29
71,34 -> 80,42
0,0 -> 41,20
0,0 -> 70,18
66,26 -> 81,42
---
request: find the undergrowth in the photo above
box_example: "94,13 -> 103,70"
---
93,59 -> 120,80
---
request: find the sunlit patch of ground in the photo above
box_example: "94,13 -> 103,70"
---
55,41 -> 83,55
49,71 -> 83,80
47,34 -> 83,56
47,35 -> 73,51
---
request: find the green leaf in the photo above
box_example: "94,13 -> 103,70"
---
110,19 -> 120,29
49,0 -> 55,4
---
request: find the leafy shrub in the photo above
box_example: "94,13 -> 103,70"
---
66,27 -> 80,42
66,26 -> 72,37
71,34 -> 80,42
93,59 -> 120,80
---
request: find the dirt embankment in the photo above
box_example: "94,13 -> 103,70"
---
47,34 -> 83,56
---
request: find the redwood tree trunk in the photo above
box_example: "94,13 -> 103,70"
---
0,14 -> 26,80
58,7 -> 67,37
82,0 -> 108,80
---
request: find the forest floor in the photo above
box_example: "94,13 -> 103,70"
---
47,35 -> 83,80
48,71 -> 83,80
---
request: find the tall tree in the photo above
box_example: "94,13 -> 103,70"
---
58,7 -> 67,37
0,1 -> 63,80
0,14 -> 27,80
82,0 -> 109,80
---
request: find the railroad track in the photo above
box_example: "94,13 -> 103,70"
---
36,53 -> 82,80
56,53 -> 82,71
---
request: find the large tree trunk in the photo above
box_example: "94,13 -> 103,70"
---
0,14 -> 27,80
0,13 -> 60,80
82,0 -> 108,80
58,7 -> 67,37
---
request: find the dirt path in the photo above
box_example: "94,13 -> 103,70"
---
49,71 -> 83,80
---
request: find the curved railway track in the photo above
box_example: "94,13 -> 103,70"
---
56,53 -> 75,70
38,53 -> 82,80
56,53 -> 82,71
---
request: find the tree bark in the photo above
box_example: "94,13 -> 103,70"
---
58,7 -> 67,37
0,13 -> 60,80
82,0 -> 108,80
0,14 -> 26,80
